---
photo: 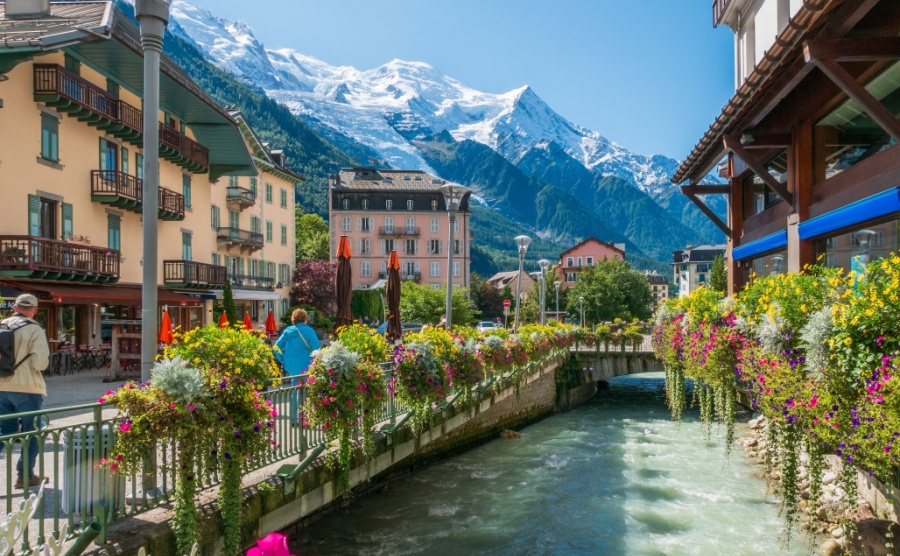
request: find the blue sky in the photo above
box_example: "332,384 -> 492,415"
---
184,0 -> 734,160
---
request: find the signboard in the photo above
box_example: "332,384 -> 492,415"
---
503,299 -> 511,308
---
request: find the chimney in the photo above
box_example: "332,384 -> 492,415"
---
6,0 -> 51,19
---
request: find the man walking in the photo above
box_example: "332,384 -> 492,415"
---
0,294 -> 50,489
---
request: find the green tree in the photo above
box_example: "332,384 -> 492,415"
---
296,209 -> 330,262
710,253 -> 728,293
566,259 -> 652,324
399,282 -> 478,326
469,273 -> 505,321
223,281 -> 237,325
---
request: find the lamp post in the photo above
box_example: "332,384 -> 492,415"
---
513,235 -> 531,332
579,296 -> 585,328
537,259 -> 550,325
440,183 -> 468,330
136,0 -> 170,383
554,280 -> 561,321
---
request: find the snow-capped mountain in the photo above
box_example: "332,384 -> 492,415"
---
163,0 -> 693,197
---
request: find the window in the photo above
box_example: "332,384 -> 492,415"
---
359,217 -> 371,232
361,199 -> 369,210
407,199 -> 414,210
30,196 -> 59,239
382,239 -> 395,253
454,219 -> 460,233
212,253 -> 220,266
384,217 -> 394,233
385,199 -> 393,210
360,261 -> 371,277
818,220 -> 899,272
64,53 -> 80,74
40,113 -> 59,162
565,272 -> 576,282
121,147 -> 129,175
405,239 -> 417,255
428,239 -> 441,255
405,216 -> 416,233
250,216 -> 261,234
341,216 -> 351,232
266,220 -> 273,243
454,240 -> 460,255
280,188 -> 288,208
405,262 -> 416,277
586,257 -> 594,266
265,182 -> 273,204
431,199 -> 438,211
228,176 -> 238,188
107,214 -> 121,250
281,224 -> 288,246
430,261 -> 440,277
358,238 -> 371,255
182,174 -> 192,208
99,138 -> 117,171
229,209 -> 239,230
453,261 -> 460,278
430,218 -> 439,233
577,257 -> 583,267
342,198 -> 349,210
211,205 -> 220,229
182,232 -> 192,261
250,177 -> 258,196
698,274 -> 706,283
135,152 -> 143,180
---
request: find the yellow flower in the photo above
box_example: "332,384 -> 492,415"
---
844,337 -> 852,346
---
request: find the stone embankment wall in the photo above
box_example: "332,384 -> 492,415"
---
98,351 -> 635,555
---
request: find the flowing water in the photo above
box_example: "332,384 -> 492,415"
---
289,373 -> 814,555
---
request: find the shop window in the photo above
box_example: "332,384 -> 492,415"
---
817,219 -> 899,272
745,251 -> 787,283
814,60 -> 900,183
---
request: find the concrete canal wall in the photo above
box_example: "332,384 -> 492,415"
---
95,352 -> 662,555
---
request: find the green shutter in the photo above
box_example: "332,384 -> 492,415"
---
121,147 -> 129,175
183,174 -> 192,207
64,54 -> 80,74
136,153 -> 143,180
99,138 -> 108,171
239,257 -> 245,276
108,215 -> 121,250
62,202 -> 73,240
28,195 -> 40,236
40,113 -> 59,162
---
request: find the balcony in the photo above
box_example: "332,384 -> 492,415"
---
33,64 -> 210,173
377,271 -> 421,282
226,186 -> 256,210
90,170 -> 185,220
0,236 -> 120,283
712,0 -> 732,26
216,227 -> 264,252
227,273 -> 275,291
163,260 -> 227,289
378,226 -> 420,237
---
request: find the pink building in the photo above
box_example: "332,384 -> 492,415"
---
329,167 -> 471,290
556,237 -> 625,288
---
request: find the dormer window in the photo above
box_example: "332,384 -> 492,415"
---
407,199 -> 414,210
386,199 -> 393,210
362,199 -> 369,210
342,198 -> 349,210
431,200 -> 438,211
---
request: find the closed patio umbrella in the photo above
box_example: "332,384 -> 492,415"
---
386,250 -> 402,343
335,235 -> 353,329
243,312 -> 253,331
265,310 -> 277,334
158,310 -> 174,344
218,311 -> 228,328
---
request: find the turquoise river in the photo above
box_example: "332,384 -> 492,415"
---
289,372 -> 816,555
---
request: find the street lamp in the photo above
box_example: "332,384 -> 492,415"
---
440,183 -> 468,330
137,0 -> 171,383
579,296 -> 585,328
537,259 -> 551,325
554,280 -> 561,321
513,235 -> 531,332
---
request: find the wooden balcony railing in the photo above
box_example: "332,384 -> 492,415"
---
377,271 -> 421,282
163,260 -> 227,289
216,227 -> 264,251
712,0 -> 730,26
226,186 -> 256,209
0,236 -> 120,282
378,226 -> 420,237
227,273 -> 275,291
90,170 -> 184,220
33,64 -> 209,173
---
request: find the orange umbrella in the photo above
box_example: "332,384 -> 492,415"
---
158,310 -> 174,344
243,312 -> 253,331
218,312 -> 228,328
265,310 -> 277,334
386,251 -> 402,342
335,236 -> 353,328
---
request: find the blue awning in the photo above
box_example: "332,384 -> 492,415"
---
799,187 -> 900,240
732,230 -> 788,261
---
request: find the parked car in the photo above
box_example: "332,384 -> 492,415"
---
376,321 -> 424,335
476,321 -> 502,333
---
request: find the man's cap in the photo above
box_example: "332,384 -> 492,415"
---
14,294 -> 38,308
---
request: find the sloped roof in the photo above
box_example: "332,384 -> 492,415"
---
0,2 -> 110,49
559,237 -> 626,259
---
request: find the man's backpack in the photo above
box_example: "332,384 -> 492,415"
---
0,321 -> 33,377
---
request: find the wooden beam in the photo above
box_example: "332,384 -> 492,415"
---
681,186 -> 732,239
821,0 -> 881,38
723,135 -> 794,206
813,58 -> 900,142
690,185 -> 731,195
804,38 -> 900,63
740,133 -> 791,149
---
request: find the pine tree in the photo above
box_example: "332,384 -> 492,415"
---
223,281 -> 237,324
710,254 -> 727,293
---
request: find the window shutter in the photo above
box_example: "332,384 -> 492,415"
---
99,138 -> 108,171
28,195 -> 40,236
239,257 -> 245,276
121,147 -> 129,175
62,202 -> 73,240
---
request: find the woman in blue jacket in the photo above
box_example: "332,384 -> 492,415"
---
274,309 -> 320,423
